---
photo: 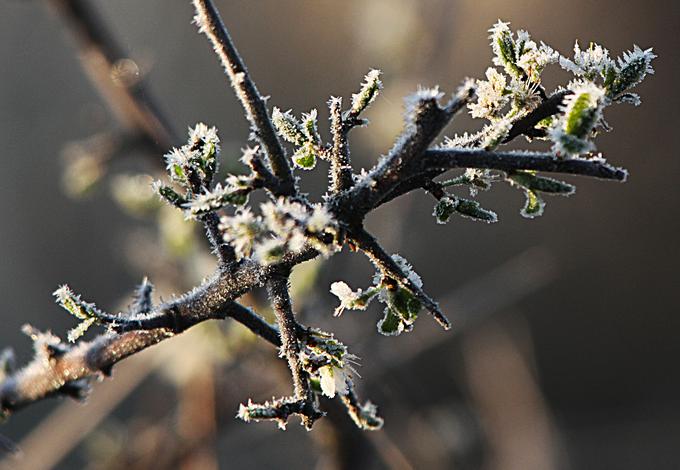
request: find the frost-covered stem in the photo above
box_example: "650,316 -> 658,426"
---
202,212 -> 238,266
503,90 -> 572,143
192,0 -> 295,196
421,149 -> 627,180
330,85 -> 473,221
349,227 -> 451,330
0,301 -> 280,415
266,272 -> 319,429
329,98 -> 354,193
48,0 -> 177,151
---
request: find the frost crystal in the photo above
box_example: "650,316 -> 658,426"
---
559,41 -> 615,80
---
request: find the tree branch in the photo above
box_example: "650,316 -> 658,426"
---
266,271 -> 322,429
192,0 -> 295,196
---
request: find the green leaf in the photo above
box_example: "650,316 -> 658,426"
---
508,171 -> 575,195
433,197 -> 456,224
154,183 -> 188,208
377,308 -> 404,336
520,189 -> 545,218
292,144 -> 317,170
387,288 -> 421,324
455,197 -> 498,223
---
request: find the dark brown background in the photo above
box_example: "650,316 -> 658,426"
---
1,0 -> 678,469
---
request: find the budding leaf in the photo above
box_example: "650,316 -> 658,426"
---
433,197 -> 457,224
153,181 -> 188,208
508,171 -> 575,195
350,69 -> 383,116
455,197 -> 498,223
520,189 -> 545,218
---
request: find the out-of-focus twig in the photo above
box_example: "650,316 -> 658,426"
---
47,0 -> 179,151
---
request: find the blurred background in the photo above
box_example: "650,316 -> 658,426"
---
1,0 -> 678,469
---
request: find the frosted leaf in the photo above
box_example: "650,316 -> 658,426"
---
219,208 -> 265,260
67,317 -> 96,343
329,281 -> 379,316
468,67 -> 509,120
550,81 -> 605,156
607,45 -> 656,98
559,41 -> 615,80
433,196 -> 456,224
318,365 -> 350,398
272,108 -> 307,146
184,182 -> 250,217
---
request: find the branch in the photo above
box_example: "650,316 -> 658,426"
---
349,227 -> 451,330
192,0 -> 295,196
328,97 -> 354,193
266,271 -> 322,429
0,301 -> 278,415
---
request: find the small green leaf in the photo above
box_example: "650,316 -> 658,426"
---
387,288 -> 421,324
292,144 -> 317,170
520,189 -> 545,218
377,308 -> 404,336
433,197 -> 456,224
508,171 -> 575,195
455,197 -> 498,223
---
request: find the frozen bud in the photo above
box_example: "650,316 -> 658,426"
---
350,69 -> 383,116
520,188 -> 545,219
550,81 -> 605,156
607,45 -> 656,99
53,285 -> 104,342
318,364 -> 350,398
253,238 -> 287,265
301,109 -> 321,145
184,182 -> 250,217
468,67 -> 509,120
433,196 -> 457,224
272,107 -> 307,146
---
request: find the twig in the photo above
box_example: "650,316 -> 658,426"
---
349,227 -> 451,330
192,0 -> 295,196
266,272 -> 321,429
329,97 -> 354,193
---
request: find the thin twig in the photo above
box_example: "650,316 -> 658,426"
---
349,227 -> 451,330
329,97 -> 354,193
266,272 -> 321,429
192,0 -> 295,196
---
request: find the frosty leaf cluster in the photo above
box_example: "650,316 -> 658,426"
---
437,20 -> 654,221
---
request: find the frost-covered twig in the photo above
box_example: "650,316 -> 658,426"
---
192,0 -> 295,196
0,8 -> 655,432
